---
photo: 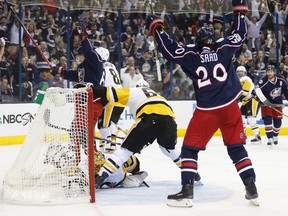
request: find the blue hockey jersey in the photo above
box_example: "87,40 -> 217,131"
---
256,75 -> 288,104
154,14 -> 247,110
63,38 -> 104,86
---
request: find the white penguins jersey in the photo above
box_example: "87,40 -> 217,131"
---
105,87 -> 175,120
102,62 -> 122,88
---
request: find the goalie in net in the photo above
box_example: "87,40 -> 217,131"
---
2,87 -> 96,204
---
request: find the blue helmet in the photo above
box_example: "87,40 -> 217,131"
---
195,26 -> 216,47
266,65 -> 276,73
75,45 -> 84,55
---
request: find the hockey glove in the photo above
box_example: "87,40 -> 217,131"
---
94,151 -> 105,174
76,21 -> 88,40
232,0 -> 248,15
146,15 -> 164,36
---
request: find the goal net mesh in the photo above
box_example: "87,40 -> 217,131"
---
2,87 -> 95,204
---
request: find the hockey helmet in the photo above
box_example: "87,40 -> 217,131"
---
195,26 -> 216,47
134,79 -> 150,88
236,66 -> 247,75
96,47 -> 110,61
75,45 -> 84,55
266,65 -> 276,73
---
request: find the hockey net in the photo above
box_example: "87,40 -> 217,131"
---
2,87 -> 95,204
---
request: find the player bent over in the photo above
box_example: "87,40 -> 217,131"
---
255,65 -> 288,147
236,66 -> 261,144
146,0 -> 258,207
91,79 -> 202,189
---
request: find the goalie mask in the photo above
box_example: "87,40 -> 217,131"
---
195,26 -> 216,48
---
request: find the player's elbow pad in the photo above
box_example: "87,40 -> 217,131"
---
149,19 -> 164,36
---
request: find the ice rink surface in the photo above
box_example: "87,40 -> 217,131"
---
0,136 -> 287,216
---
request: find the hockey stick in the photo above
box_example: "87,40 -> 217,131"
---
43,108 -> 73,132
148,0 -> 162,82
255,88 -> 283,107
254,88 -> 288,118
4,0 -> 53,69
94,136 -> 121,146
44,109 -> 121,145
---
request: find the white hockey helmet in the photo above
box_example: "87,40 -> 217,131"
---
134,79 -> 150,88
95,47 -> 110,61
236,66 -> 247,75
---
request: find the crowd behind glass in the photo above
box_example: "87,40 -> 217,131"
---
0,0 -> 287,103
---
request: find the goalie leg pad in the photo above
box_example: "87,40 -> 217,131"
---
121,171 -> 148,188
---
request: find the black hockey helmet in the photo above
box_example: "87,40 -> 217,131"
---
75,45 -> 84,55
195,26 -> 216,47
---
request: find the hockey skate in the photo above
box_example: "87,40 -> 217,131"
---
167,184 -> 194,207
244,177 -> 259,206
194,173 -> 204,186
250,135 -> 261,144
273,136 -> 278,145
267,138 -> 273,148
95,172 -> 109,189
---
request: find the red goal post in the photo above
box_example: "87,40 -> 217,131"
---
2,87 -> 95,204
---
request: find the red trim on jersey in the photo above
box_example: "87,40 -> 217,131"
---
236,159 -> 251,170
182,162 -> 197,168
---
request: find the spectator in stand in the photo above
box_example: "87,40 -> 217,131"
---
178,79 -> 193,100
245,13 -> 268,51
55,40 -> 67,59
251,0 -> 261,19
0,36 -> 4,59
161,64 -> 181,100
8,18 -> 24,45
50,67 -> 64,88
35,41 -> 50,72
121,65 -> 143,88
120,56 -> 135,78
240,43 -> 253,60
234,54 -> 249,69
24,22 -> 37,55
273,2 -> 287,32
0,75 -> 13,102
135,49 -> 156,82
268,39 -> 281,65
279,62 -> 288,80
0,16 -> 8,39
87,22 -> 101,46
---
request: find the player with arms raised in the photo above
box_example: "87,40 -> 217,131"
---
146,0 -> 259,207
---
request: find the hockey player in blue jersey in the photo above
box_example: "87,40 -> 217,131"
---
61,26 -> 105,126
255,65 -> 288,147
146,0 -> 259,207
